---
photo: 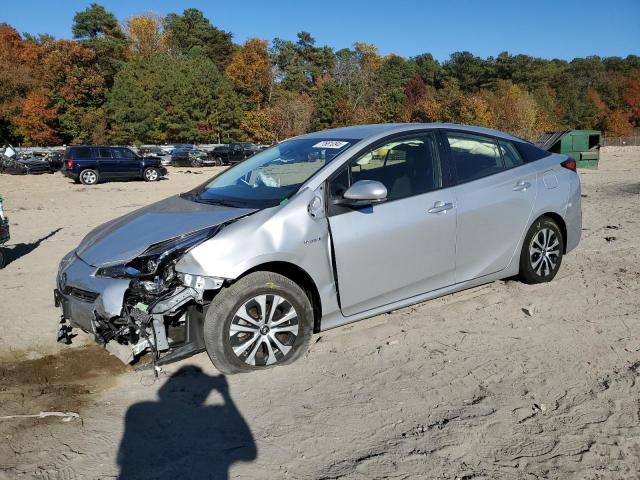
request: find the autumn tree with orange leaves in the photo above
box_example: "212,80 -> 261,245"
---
624,79 -> 640,126
1,4 -> 640,146
124,14 -> 168,58
15,91 -> 60,144
226,39 -> 273,108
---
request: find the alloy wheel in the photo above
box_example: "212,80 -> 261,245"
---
81,171 -> 97,184
228,294 -> 299,366
529,227 -> 560,277
145,169 -> 158,181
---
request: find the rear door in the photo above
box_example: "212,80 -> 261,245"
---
445,131 -> 537,282
327,131 -> 457,316
95,147 -> 120,179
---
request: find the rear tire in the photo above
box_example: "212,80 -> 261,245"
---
519,216 -> 564,284
0,248 -> 6,269
79,169 -> 98,185
203,271 -> 314,374
143,167 -> 160,182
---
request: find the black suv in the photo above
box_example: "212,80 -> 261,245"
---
211,142 -> 262,165
62,146 -> 167,185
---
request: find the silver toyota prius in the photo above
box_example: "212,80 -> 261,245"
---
55,123 -> 582,374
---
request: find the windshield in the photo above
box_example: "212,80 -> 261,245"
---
188,137 -> 354,208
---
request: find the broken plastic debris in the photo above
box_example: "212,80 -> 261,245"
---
0,411 -> 80,421
522,306 -> 535,316
105,340 -> 135,364
135,302 -> 149,312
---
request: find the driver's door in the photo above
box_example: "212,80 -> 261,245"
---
113,147 -> 141,178
327,132 -> 457,317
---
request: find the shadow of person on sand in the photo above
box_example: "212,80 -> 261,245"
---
4,227 -> 62,266
117,366 -> 256,480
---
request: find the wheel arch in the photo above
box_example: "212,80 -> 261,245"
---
238,261 -> 322,333
536,212 -> 568,253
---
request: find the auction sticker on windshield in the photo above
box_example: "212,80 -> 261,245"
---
313,141 -> 349,149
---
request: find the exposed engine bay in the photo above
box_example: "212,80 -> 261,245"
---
56,225 -> 229,369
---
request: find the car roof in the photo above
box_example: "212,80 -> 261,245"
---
67,145 -> 131,148
299,123 -> 525,143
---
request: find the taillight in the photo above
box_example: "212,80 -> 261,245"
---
66,159 -> 74,169
561,158 -> 576,172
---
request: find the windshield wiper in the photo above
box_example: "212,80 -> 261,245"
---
195,196 -> 245,208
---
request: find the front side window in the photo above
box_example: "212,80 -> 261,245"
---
329,133 -> 441,203
114,148 -> 136,160
189,138 -> 354,208
446,132 -> 504,183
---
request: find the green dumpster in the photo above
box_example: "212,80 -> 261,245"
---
535,130 -> 601,169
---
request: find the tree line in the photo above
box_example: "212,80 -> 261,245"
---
1,4 -> 639,146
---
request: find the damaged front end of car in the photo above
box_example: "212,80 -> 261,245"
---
56,226 -> 227,367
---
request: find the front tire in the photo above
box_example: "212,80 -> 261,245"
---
0,248 -> 6,269
79,169 -> 98,185
204,271 -> 314,374
214,156 -> 223,166
519,216 -> 564,284
143,167 -> 160,182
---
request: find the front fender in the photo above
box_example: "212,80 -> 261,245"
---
175,189 -> 340,318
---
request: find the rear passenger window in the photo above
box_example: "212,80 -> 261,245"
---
98,148 -> 112,158
71,147 -> 91,160
446,133 -> 503,183
498,140 -> 524,168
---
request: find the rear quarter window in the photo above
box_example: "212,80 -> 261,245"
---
514,141 -> 551,163
68,147 -> 92,160
498,140 -> 524,168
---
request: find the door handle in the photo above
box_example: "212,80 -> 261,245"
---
428,201 -> 454,214
513,181 -> 531,191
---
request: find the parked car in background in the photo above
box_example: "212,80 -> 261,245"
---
45,151 -> 65,171
0,194 -> 9,269
0,155 -> 52,175
172,144 -> 194,152
171,148 -> 217,167
55,123 -> 581,374
137,146 -> 172,166
211,142 -> 261,165
61,146 -> 167,185
0,146 -> 64,174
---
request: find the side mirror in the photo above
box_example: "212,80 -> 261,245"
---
338,180 -> 387,207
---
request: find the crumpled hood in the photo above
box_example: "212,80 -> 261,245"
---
76,195 -> 257,267
19,159 -> 50,168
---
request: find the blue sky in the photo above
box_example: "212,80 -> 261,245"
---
1,0 -> 639,60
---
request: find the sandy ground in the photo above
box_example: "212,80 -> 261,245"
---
0,149 -> 639,479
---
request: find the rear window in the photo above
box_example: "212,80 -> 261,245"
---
68,147 -> 91,160
514,141 -> 551,163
